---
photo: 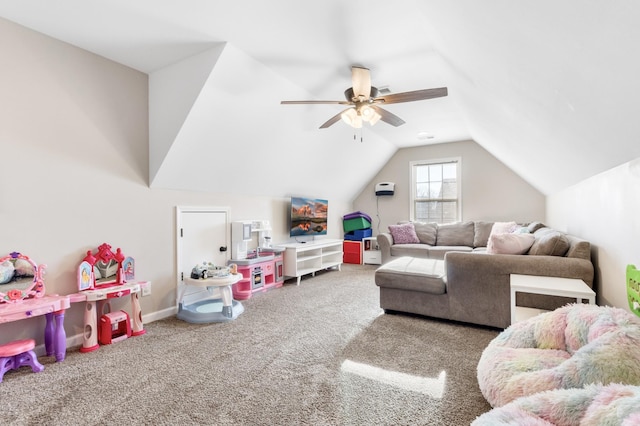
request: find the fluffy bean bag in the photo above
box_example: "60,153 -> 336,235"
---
472,383 -> 640,425
477,304 -> 640,407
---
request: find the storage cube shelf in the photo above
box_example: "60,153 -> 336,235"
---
362,237 -> 381,265
343,241 -> 363,264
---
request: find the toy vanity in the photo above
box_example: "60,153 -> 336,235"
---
69,243 -> 149,352
0,251 -> 69,382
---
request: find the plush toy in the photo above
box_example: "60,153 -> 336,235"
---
0,260 -> 15,284
13,258 -> 34,277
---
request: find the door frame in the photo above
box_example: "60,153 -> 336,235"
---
175,205 -> 230,307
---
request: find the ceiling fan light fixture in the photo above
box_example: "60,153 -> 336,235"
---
368,110 -> 381,126
281,66 -> 448,130
341,108 -> 362,128
341,108 -> 356,124
360,105 -> 374,120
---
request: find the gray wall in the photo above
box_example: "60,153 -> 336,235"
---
0,17 -> 351,346
353,140 -> 546,234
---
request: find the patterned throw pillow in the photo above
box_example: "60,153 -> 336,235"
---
388,223 -> 420,244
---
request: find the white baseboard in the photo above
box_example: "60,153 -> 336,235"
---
34,306 -> 178,358
143,306 -> 177,323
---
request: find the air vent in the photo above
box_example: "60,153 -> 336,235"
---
378,86 -> 391,95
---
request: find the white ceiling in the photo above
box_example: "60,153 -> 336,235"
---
2,0 -> 640,200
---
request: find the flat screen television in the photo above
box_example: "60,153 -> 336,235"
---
289,197 -> 328,237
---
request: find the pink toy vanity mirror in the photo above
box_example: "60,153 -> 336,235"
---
77,243 -> 135,291
0,252 -> 46,303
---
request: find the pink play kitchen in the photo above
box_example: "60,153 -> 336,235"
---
229,220 -> 284,300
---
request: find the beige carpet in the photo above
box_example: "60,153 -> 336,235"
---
0,264 -> 498,425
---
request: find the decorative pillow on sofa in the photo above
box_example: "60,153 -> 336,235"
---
436,221 -> 475,246
486,222 -> 518,253
528,229 -> 570,256
487,233 -> 535,255
412,222 -> 438,245
388,223 -> 420,244
527,221 -> 546,233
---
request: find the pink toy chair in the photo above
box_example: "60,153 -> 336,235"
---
0,339 -> 44,382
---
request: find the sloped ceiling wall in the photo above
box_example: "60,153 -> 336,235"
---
413,2 -> 640,194
1,1 -> 640,200
149,42 -> 397,199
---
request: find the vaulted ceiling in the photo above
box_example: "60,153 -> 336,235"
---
2,1 -> 639,201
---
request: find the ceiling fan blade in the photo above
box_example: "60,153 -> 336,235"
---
371,105 -> 405,127
281,100 -> 350,105
351,66 -> 371,99
319,109 -> 349,129
375,87 -> 448,105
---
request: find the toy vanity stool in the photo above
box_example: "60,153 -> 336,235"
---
99,309 -> 132,345
0,339 -> 44,382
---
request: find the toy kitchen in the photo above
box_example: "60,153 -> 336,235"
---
229,220 -> 284,299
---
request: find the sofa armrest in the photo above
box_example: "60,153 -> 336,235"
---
444,252 -> 595,328
377,233 -> 393,264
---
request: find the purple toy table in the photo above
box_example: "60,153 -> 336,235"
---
0,295 -> 70,362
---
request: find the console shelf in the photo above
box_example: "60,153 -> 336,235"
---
278,239 -> 343,285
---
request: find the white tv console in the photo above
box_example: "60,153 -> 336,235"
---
278,239 -> 343,285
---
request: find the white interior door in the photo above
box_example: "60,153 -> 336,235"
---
176,207 -> 229,307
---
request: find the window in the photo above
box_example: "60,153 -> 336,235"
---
410,158 -> 461,224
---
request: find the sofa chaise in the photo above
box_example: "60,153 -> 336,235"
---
374,221 -> 594,328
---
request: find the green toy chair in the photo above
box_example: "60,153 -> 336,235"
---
627,264 -> 640,317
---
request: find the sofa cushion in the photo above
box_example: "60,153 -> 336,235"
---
388,223 -> 420,244
375,257 -> 446,294
436,221 -> 475,246
390,244 -> 431,259
529,229 -> 570,256
428,246 -> 473,260
566,238 -> 591,260
473,221 -> 494,247
487,233 -> 535,255
412,222 -> 438,245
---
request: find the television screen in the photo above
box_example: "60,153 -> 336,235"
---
290,197 -> 328,237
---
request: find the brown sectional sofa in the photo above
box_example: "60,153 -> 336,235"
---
375,221 -> 594,329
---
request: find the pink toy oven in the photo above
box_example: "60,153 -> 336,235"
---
99,310 -> 131,345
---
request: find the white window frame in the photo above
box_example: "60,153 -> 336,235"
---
409,157 -> 462,224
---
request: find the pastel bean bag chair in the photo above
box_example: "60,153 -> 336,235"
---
477,304 -> 640,407
472,383 -> 640,425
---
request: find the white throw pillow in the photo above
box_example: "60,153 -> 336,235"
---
487,233 -> 535,255
486,221 -> 518,252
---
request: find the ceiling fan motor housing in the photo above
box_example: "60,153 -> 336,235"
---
344,87 -> 379,102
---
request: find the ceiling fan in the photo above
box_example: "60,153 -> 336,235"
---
281,66 -> 448,129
